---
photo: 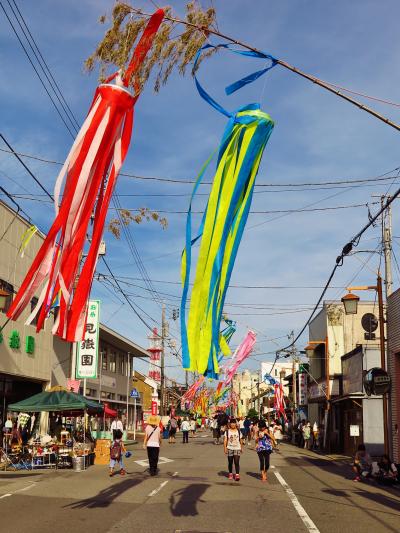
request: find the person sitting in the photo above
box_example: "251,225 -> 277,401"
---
352,444 -> 372,482
377,454 -> 398,485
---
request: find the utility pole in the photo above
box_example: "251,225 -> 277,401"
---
257,369 -> 261,416
381,195 -> 393,299
377,275 -> 390,455
285,331 -> 297,427
160,303 -> 166,416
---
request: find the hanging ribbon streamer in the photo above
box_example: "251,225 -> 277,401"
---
218,317 -> 236,361
274,383 -> 287,421
7,10 -> 165,341
223,330 -> 257,385
19,225 -> 38,258
181,45 -> 275,378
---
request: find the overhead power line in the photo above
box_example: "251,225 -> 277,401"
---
0,146 -> 398,190
278,189 -> 400,355
0,0 -> 77,137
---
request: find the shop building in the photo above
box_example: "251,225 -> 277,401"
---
306,300 -> 380,452
232,370 -> 266,416
334,345 -> 384,456
82,323 -> 150,429
387,288 -> 400,463
0,200 -> 71,423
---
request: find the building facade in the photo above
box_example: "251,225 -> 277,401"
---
335,345 -> 384,456
306,300 -> 381,452
0,200 -> 71,424
387,288 -> 400,463
232,370 -> 265,416
82,323 -> 150,429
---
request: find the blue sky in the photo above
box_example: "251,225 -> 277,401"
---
1,0 -> 400,382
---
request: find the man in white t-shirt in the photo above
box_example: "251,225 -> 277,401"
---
111,417 -> 124,439
181,417 -> 190,444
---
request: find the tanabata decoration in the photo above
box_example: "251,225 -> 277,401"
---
223,330 -> 257,386
274,382 -> 287,421
6,9 -> 165,341
181,44 -> 275,378
218,317 -> 236,361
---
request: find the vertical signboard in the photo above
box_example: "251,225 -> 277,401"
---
298,372 -> 308,406
76,300 -> 100,379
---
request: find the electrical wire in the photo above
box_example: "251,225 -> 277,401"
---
277,190 -> 400,355
0,146 -> 399,189
0,1 -> 76,137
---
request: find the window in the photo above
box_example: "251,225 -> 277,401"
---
109,351 -> 116,373
102,350 -> 108,371
30,297 -> 39,326
0,280 -> 13,313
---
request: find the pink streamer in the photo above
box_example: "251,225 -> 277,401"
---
223,330 -> 257,385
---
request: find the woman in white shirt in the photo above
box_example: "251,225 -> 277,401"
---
143,415 -> 162,476
224,418 -> 243,481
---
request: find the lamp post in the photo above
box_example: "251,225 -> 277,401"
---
341,274 -> 389,455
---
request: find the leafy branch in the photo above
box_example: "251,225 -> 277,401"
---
85,1 -> 218,93
108,207 -> 167,238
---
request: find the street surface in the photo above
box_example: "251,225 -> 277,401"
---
0,433 -> 399,533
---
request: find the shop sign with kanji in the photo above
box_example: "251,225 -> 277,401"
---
76,300 -> 100,379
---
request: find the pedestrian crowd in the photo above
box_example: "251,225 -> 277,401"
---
106,412 -> 400,489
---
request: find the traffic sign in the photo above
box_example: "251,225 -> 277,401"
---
130,388 -> 140,398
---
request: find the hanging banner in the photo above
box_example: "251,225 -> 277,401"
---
76,300 -> 100,379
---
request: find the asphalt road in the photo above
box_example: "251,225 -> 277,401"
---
0,432 -> 399,533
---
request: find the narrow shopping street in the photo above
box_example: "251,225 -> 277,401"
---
1,434 -> 399,533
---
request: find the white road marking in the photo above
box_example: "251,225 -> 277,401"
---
0,482 -> 36,501
14,483 -> 36,493
270,465 -> 275,469
135,456 -> 174,467
274,470 -> 320,533
148,480 -> 169,497
172,471 -> 179,477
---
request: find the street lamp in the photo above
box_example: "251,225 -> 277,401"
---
341,292 -> 360,315
0,288 -> 10,311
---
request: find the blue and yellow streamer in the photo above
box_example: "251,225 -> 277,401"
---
181,45 -> 276,378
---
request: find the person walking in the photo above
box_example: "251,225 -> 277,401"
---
256,420 -> 276,482
168,416 -> 177,444
243,416 -> 251,444
143,415 -> 162,476
312,421 -> 319,450
250,418 -> 259,448
211,416 -> 220,444
189,417 -> 196,437
303,421 -> 311,450
181,417 -> 190,444
109,429 -> 126,477
224,418 -> 243,481
273,420 -> 283,451
111,416 -> 124,440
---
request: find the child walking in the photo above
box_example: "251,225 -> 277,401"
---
109,429 -> 126,477
256,420 -> 276,482
224,418 -> 242,481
